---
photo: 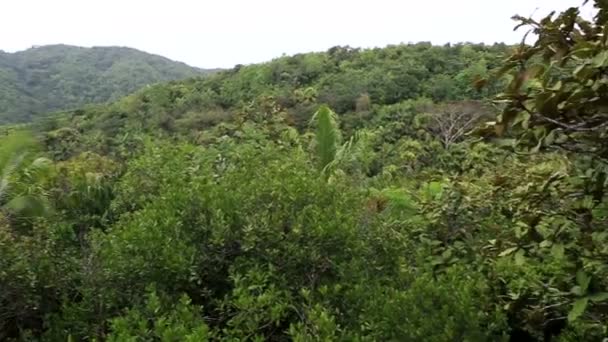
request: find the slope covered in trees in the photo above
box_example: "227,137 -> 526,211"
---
35,42 -> 509,158
1,2 -> 608,340
0,45 -> 211,124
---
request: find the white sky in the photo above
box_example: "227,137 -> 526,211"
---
0,0 -> 592,68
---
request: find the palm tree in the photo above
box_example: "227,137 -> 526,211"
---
311,105 -> 377,180
294,87 -> 318,104
0,131 -> 52,220
311,105 -> 341,176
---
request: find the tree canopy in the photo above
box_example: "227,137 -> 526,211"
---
1,2 -> 608,341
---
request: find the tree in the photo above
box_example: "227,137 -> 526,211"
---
493,0 -> 608,160
311,105 -> 341,174
425,101 -> 491,149
486,1 -> 608,335
355,93 -> 371,113
294,87 -> 318,104
0,131 -> 52,221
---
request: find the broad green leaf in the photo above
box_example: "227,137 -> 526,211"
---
426,181 -> 443,199
576,270 -> 591,292
588,292 -> 608,303
312,105 -> 340,176
499,247 -> 518,257
591,50 -> 608,67
551,244 -> 565,259
514,249 -> 526,266
4,195 -> 47,218
571,286 -> 583,296
568,298 -> 588,322
548,80 -> 563,91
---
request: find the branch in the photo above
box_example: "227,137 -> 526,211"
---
535,112 -> 608,132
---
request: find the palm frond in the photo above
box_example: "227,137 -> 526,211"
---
311,105 -> 341,173
0,134 -> 32,203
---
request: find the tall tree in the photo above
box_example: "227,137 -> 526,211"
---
425,101 -> 491,149
494,0 -> 608,160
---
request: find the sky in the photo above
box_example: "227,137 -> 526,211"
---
0,0 -> 593,68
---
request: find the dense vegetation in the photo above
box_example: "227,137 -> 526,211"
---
33,41 -> 509,159
0,45 -> 210,124
1,2 -> 608,341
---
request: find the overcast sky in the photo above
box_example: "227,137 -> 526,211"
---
0,0 -> 592,68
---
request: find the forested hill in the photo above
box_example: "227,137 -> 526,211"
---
39,42 -> 512,157
3,2 -> 608,339
0,44 -> 212,124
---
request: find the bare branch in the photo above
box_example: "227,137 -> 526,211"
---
426,101 -> 493,149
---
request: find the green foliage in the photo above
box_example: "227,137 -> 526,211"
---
34,43 -> 509,150
4,5 -> 608,341
105,289 -> 211,341
346,266 -> 509,341
311,105 -> 340,174
484,3 -> 608,338
0,131 -> 52,223
493,1 -> 608,160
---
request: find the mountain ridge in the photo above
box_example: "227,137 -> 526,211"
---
0,44 -> 216,124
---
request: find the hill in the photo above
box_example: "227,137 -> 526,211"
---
3,1 -> 608,339
37,42 -> 511,158
0,44 -> 211,124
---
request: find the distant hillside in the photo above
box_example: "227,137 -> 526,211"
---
33,42 -> 512,159
0,45 -> 213,123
